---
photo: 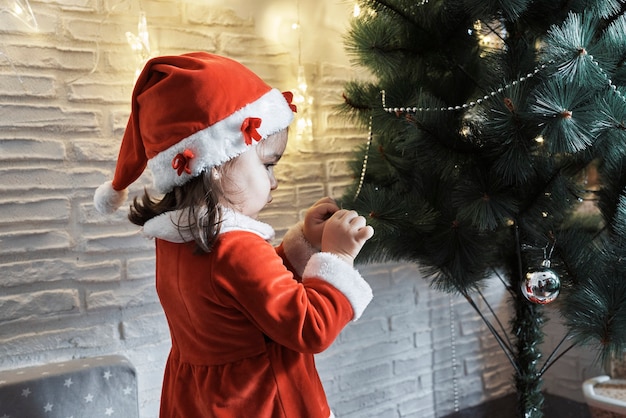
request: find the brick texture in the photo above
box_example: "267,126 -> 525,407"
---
0,1 -> 603,417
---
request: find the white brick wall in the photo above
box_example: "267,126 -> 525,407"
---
0,1 -> 603,417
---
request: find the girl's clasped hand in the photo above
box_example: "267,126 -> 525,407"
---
304,197 -> 374,266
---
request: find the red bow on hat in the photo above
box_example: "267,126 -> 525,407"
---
172,149 -> 195,176
282,91 -> 297,113
241,117 -> 263,145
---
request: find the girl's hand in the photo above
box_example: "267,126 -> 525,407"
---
321,209 -> 374,266
303,197 -> 340,249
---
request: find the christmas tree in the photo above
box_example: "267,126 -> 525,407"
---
339,1 -> 626,417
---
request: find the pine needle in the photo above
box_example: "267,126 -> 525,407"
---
542,12 -> 606,85
531,78 -> 597,153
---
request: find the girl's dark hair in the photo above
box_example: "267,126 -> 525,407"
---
128,172 -> 223,253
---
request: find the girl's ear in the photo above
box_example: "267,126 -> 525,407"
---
211,167 -> 221,180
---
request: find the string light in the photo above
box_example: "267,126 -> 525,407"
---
291,0 -> 313,142
292,65 -> 313,141
1,0 -> 38,30
351,2 -> 378,19
0,0 -> 36,90
472,20 -> 506,50
126,11 -> 151,81
352,0 -> 427,18
449,295 -> 460,412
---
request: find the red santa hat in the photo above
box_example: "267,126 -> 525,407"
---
94,52 -> 296,214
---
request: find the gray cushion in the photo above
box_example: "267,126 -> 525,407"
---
0,355 -> 138,417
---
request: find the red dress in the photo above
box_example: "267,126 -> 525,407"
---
143,208 -> 373,417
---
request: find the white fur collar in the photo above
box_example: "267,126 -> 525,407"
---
142,206 -> 275,243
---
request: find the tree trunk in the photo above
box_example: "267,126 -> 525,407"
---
513,291 -> 545,418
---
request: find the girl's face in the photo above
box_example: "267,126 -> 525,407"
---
218,129 -> 288,219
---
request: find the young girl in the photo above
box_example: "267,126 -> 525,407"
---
93,52 -> 374,417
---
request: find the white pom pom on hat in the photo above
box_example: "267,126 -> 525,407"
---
94,181 -> 129,215
94,52 -> 296,214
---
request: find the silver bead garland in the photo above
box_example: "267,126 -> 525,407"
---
587,53 -> 626,103
380,54 -> 625,114
382,62 -> 549,113
353,115 -> 373,200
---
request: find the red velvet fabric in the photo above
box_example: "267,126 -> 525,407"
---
155,230 -> 354,417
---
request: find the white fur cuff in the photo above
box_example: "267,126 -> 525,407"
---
302,252 -> 373,321
281,221 -> 318,276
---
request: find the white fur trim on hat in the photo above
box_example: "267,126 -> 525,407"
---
147,88 -> 293,194
94,181 -> 129,214
302,253 -> 373,321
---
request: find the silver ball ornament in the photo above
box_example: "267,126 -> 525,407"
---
521,260 -> 560,304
